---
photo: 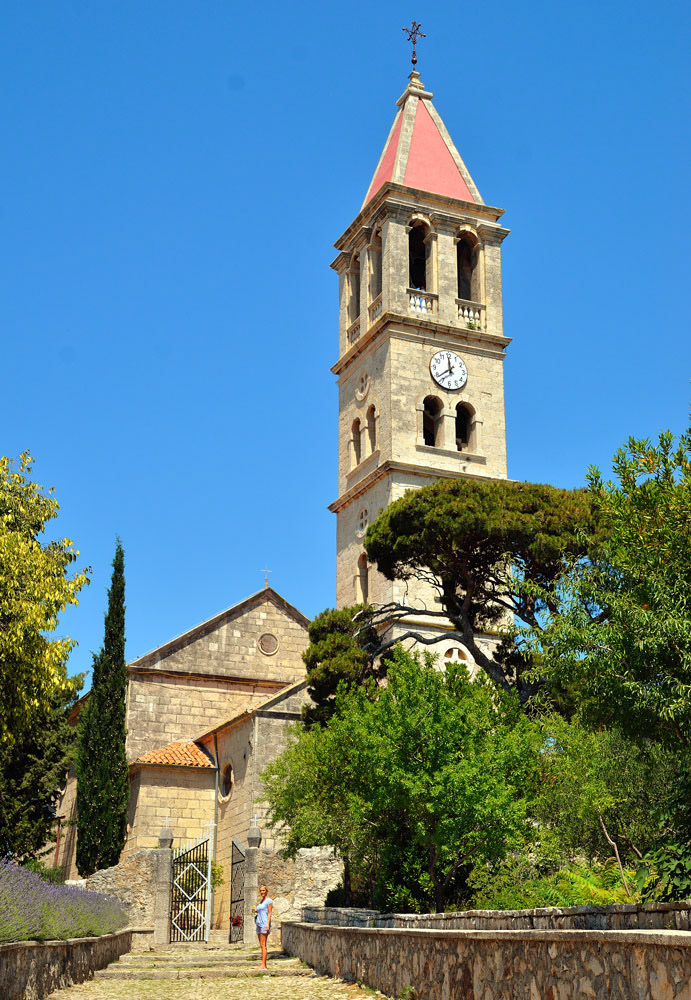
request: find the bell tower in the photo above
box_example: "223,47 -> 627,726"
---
329,71 -> 511,641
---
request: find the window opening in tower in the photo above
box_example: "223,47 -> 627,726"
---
457,235 -> 476,301
456,404 -> 470,450
409,224 -> 427,290
423,396 -> 442,447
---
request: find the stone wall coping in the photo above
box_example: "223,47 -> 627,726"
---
0,927 -> 131,954
305,901 -> 691,918
415,902 -> 691,915
284,920 -> 691,948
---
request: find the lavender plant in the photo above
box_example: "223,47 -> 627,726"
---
0,862 -> 128,942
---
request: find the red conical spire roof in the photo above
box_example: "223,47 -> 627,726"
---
363,73 -> 483,209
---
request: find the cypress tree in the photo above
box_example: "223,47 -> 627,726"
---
75,540 -> 128,876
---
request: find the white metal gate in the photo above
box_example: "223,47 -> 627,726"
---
169,832 -> 212,942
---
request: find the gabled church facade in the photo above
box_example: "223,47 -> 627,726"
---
51,63 -> 511,934
54,587 -> 317,929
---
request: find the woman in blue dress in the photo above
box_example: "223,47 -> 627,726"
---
254,884 -> 273,969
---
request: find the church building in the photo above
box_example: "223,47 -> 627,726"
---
51,61 -> 510,934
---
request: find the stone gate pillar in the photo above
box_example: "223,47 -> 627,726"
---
154,824 -> 174,947
243,822 -> 261,944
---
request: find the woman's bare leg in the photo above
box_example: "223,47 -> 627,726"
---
258,931 -> 268,968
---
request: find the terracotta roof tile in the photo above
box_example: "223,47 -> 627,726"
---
133,740 -> 214,769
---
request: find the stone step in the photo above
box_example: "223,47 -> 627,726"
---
121,947 -> 283,959
95,966 -> 315,981
116,955 -> 297,969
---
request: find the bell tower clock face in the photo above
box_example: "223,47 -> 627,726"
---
429,351 -> 468,391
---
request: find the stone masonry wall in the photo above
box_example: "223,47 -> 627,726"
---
48,766 -> 79,880
249,692 -> 309,851
84,849 -> 169,929
282,922 -> 691,1000
209,686 -> 309,929
257,847 -> 342,927
210,716 -> 254,929
0,929 -> 131,1000
125,766 -> 216,855
125,673 -> 275,762
125,594 -> 308,760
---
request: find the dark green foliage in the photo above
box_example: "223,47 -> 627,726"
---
264,647 -> 541,912
0,675 -> 82,859
530,427 -> 691,743
472,857 -> 637,909
364,478 -> 597,702
535,717 -> 674,866
639,844 -> 691,902
75,541 -> 128,876
21,858 -> 66,884
302,605 -> 382,727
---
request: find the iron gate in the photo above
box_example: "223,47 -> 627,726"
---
230,839 -> 245,943
170,834 -> 211,942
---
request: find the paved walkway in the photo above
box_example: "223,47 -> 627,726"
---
46,943 -> 388,1000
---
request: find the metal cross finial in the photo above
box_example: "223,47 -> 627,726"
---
261,564 -> 272,589
402,21 -> 426,69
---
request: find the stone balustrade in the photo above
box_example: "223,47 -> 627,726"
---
456,298 -> 485,329
347,317 -> 361,346
368,293 -> 383,324
408,289 -> 437,316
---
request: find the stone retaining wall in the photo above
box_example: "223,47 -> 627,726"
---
0,928 -> 131,1000
303,901 -> 691,931
282,921 -> 691,1000
71,848 -> 172,949
241,844 -> 342,943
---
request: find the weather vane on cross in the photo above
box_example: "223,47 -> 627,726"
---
402,21 -> 426,69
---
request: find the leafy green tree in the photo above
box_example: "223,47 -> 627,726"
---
0,453 -> 89,743
302,605 -> 382,726
530,427 -> 691,743
76,541 -> 129,876
535,717 -> 673,891
364,478 -> 597,703
0,673 -> 83,859
264,646 -> 541,911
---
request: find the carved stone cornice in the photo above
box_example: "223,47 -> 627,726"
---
330,251 -> 350,274
329,459 -> 502,513
331,313 -> 511,376
333,183 -> 505,250
477,222 -> 511,246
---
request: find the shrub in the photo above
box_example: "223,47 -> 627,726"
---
471,857 -> 637,910
638,844 -> 691,902
0,861 -> 128,942
21,858 -> 65,884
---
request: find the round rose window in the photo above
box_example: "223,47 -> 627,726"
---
259,633 -> 278,655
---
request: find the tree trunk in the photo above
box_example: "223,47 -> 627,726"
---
428,849 -> 445,913
343,856 -> 352,906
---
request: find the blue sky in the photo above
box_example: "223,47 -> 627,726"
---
2,0 -> 689,684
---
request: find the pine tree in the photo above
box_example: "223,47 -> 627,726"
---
75,540 -> 128,876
